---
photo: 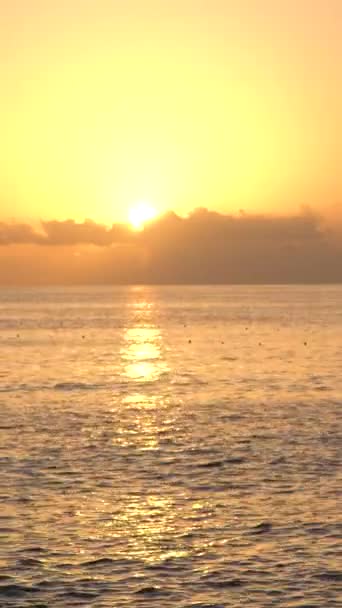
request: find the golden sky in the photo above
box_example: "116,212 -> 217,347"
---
1,0 -> 341,224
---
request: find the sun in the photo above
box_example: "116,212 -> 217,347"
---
128,202 -> 158,230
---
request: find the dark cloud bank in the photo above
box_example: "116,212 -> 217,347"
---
0,208 -> 341,284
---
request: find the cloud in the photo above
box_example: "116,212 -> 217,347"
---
0,208 -> 341,284
0,222 -> 44,245
0,219 -> 131,247
41,219 -> 131,246
141,208 -> 341,283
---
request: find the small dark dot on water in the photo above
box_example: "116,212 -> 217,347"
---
16,334 -> 20,338
259,342 -> 262,346
188,339 -> 192,344
221,341 -> 225,344
82,335 -> 85,339
304,341 -> 307,346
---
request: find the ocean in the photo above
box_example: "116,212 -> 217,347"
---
0,285 -> 341,607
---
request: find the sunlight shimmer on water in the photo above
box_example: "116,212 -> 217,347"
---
121,293 -> 169,384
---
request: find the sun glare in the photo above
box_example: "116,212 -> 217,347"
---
128,202 -> 158,230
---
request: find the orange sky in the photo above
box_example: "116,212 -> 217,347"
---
1,0 -> 341,224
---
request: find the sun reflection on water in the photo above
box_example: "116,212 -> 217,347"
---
122,323 -> 168,383
114,393 -> 166,450
106,292 -> 189,562
75,490 -> 192,565
74,291 -> 192,564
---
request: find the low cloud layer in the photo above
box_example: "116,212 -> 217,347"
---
0,219 -> 131,246
0,209 -> 341,284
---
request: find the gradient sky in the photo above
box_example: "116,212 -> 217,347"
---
2,0 -> 341,224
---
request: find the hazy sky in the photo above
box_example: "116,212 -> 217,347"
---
1,0 -> 341,224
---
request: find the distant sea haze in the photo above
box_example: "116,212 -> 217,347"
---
1,209 -> 342,284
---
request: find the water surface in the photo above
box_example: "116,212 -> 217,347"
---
0,285 -> 341,607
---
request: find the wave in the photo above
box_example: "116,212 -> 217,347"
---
0,381 -> 107,393
0,584 -> 40,598
54,381 -> 104,391
0,375 -> 170,393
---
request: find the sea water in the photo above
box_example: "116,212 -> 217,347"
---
0,285 -> 341,607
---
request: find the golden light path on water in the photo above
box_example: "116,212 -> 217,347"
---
115,294 -> 189,562
76,291 -> 196,565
